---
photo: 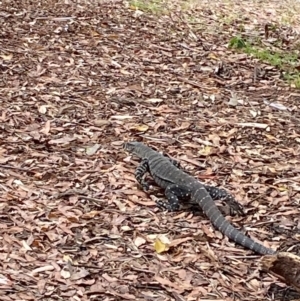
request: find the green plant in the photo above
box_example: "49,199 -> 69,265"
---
229,35 -> 300,87
228,36 -> 247,49
129,0 -> 166,14
283,73 -> 300,88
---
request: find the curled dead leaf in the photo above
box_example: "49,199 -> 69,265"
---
61,269 -> 71,279
0,53 -> 13,61
0,274 -> 12,285
38,105 -> 47,114
121,225 -> 132,231
134,236 -> 146,247
154,234 -> 170,254
22,240 -> 32,251
198,145 -> 212,156
40,120 -> 51,135
134,124 -> 149,132
249,109 -> 258,117
278,185 -> 288,192
86,144 -> 101,156
63,255 -> 73,263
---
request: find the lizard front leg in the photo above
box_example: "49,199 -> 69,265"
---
135,158 -> 150,191
156,184 -> 192,211
168,158 -> 181,169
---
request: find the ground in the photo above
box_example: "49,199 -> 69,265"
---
1,0 -> 300,300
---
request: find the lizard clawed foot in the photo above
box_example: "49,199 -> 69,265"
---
226,199 -> 245,216
155,200 -> 180,212
141,183 -> 150,191
139,180 -> 150,191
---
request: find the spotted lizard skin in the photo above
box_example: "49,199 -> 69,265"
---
167,157 -> 245,216
123,141 -> 275,255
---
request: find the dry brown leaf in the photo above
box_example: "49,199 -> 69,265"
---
94,119 -> 110,126
70,269 -> 90,281
86,144 -> 101,155
1,2 -> 300,300
134,236 -> 146,247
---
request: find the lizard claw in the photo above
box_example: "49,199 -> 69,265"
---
140,181 -> 150,191
155,200 -> 168,210
227,200 -> 245,216
141,182 -> 150,191
155,200 -> 179,212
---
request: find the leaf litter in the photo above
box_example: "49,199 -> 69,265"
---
1,0 -> 300,300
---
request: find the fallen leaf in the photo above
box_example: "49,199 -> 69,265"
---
48,136 -> 76,144
22,240 -> 32,251
134,236 -> 146,247
198,145 -> 212,156
0,53 -> 13,61
61,269 -> 71,279
70,269 -> 90,280
237,122 -> 270,129
145,98 -> 164,103
134,124 -> 149,132
30,265 -> 54,276
86,144 -> 101,155
94,119 -> 110,126
110,115 -> 134,120
154,235 -> 170,254
41,120 -> 51,135
264,100 -> 288,111
38,105 -> 47,114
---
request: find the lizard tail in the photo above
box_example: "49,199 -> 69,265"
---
192,186 -> 275,255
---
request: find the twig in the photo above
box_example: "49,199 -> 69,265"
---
52,190 -> 104,203
71,263 -> 103,270
0,164 -> 31,172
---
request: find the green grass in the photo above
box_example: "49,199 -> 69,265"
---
229,35 -> 300,87
247,48 -> 298,67
127,0 -> 300,88
283,73 -> 300,88
129,0 -> 167,14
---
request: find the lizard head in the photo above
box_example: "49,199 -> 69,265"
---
123,141 -> 141,153
123,141 -> 151,158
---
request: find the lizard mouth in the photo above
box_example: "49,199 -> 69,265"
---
123,141 -> 135,152
123,142 -> 130,150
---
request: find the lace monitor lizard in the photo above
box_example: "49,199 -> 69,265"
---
123,141 -> 275,255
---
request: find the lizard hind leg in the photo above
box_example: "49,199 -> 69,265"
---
135,158 -> 150,191
203,185 -> 245,216
156,184 -> 192,212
